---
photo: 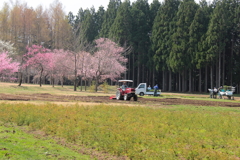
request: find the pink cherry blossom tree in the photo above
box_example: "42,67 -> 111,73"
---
23,45 -> 52,87
91,38 -> 127,92
0,52 -> 19,81
50,49 -> 72,87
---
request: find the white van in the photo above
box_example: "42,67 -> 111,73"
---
135,83 -> 161,96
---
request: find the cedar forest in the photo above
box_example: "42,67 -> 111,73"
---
0,0 -> 240,92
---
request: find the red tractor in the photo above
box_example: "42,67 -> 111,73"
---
116,80 -> 138,101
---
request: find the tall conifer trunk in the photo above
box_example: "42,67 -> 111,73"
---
168,70 -> 172,91
132,53 -> 135,86
205,66 -> 208,92
152,68 -> 155,88
218,51 -> 221,87
199,69 -> 202,92
179,73 -> 181,92
230,36 -> 234,86
189,69 -> 192,92
162,71 -> 165,91
222,49 -> 225,86
211,65 -> 213,89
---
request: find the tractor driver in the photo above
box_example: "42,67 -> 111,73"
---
122,82 -> 128,91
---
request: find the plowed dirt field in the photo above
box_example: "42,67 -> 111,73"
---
1,93 -> 240,107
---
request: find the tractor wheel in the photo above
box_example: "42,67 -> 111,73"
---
133,94 -> 138,101
140,92 -> 144,96
124,94 -> 128,101
116,91 -> 122,100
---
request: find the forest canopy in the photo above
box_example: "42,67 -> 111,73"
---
0,0 -> 240,93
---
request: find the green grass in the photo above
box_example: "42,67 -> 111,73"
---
0,82 -> 117,96
1,103 -> 240,159
1,82 -> 240,159
165,104 -> 240,112
0,123 -> 91,160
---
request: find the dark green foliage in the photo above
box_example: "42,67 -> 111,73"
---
109,0 -> 132,46
151,0 -> 180,71
99,0 -> 121,38
189,0 -> 211,68
95,6 -> 105,39
169,0 -> 198,72
64,0 -> 240,92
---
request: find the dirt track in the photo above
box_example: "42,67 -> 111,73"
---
1,93 -> 240,107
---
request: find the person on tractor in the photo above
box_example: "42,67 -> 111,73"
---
121,82 -> 128,91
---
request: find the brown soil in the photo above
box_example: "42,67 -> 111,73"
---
0,93 -> 240,107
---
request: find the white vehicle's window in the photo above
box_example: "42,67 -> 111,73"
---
139,84 -> 145,88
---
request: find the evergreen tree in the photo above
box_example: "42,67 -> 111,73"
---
130,0 -> 151,84
169,0 -> 199,73
147,0 -> 161,85
189,0 -> 210,69
189,0 -> 211,92
95,6 -> 105,39
109,0 -> 132,46
79,8 -> 98,44
205,0 -> 231,87
99,0 -> 121,38
149,0 -> 161,28
151,0 -> 180,71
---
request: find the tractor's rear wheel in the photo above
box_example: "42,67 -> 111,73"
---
133,94 -> 138,101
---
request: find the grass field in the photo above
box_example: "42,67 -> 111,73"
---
1,82 -> 240,159
0,82 -> 117,96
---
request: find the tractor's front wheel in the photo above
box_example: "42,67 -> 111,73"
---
116,90 -> 122,100
124,94 -> 128,101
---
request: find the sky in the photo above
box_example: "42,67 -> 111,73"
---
1,0 -> 154,15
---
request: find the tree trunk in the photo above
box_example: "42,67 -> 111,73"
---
189,69 -> 192,92
52,77 -> 55,87
61,75 -> 64,87
132,53 -> 135,86
210,65 -> 213,89
218,51 -> 221,87
74,54 -> 77,91
204,66 -> 208,92
137,60 -> 140,86
182,71 -> 186,92
230,36 -> 234,86
39,67 -> 43,87
18,72 -> 23,86
128,53 -> 131,80
142,65 -> 145,83
199,68 -> 202,92
80,77 -> 83,91
168,70 -> 172,91
179,73 -> 181,92
162,71 -> 165,91
152,67 -> 155,88
222,49 -> 225,86
95,78 -> 98,92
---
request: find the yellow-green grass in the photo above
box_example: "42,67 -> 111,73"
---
0,123 -> 91,160
0,82 -> 116,96
1,103 -> 240,159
